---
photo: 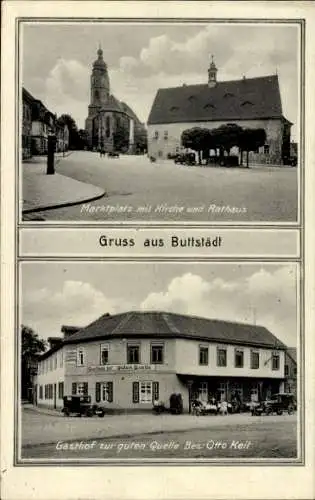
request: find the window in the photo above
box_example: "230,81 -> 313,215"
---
101,382 -> 113,402
294,367 -> 297,376
140,382 -> 153,403
272,353 -> 280,371
164,130 -> 168,140
106,116 -> 110,138
39,386 -> 43,400
58,382 -> 64,400
95,90 -> 99,100
264,144 -> 270,154
132,381 -> 159,403
235,349 -> 244,368
151,344 -> 164,364
285,364 -> 289,376
127,344 -> 140,364
60,350 -> 63,368
198,382 -> 208,401
72,382 -> 88,395
77,347 -> 86,366
54,356 -> 57,369
250,350 -> 260,369
100,344 -> 109,365
199,346 -> 209,365
217,347 -> 227,367
204,103 -> 215,109
154,130 -> 159,140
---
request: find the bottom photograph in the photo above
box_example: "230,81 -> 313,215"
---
19,262 -> 299,463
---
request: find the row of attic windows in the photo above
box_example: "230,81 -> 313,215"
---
169,99 -> 254,112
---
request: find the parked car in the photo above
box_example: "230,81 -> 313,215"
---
251,393 -> 295,416
174,153 -> 196,166
62,395 -> 106,417
108,151 -> 119,158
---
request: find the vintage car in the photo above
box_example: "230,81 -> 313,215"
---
251,393 -> 295,416
174,153 -> 196,166
62,395 -> 106,417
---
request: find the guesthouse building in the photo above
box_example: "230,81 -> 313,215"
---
34,311 -> 287,412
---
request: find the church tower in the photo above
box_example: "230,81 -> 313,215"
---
85,46 -> 110,147
208,55 -> 218,88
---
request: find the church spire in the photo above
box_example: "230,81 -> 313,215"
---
208,54 -> 218,88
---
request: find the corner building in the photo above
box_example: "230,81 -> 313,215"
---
34,311 -> 287,412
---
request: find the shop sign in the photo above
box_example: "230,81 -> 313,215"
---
88,364 -> 154,372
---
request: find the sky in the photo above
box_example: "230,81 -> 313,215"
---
21,262 -> 298,347
22,22 -> 300,139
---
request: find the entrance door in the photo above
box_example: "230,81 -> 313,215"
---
218,382 -> 227,402
53,383 -> 57,409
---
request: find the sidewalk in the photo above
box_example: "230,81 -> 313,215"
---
22,153 -> 105,214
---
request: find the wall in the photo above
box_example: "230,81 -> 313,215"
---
36,347 -> 65,408
175,338 -> 285,379
148,118 -> 284,164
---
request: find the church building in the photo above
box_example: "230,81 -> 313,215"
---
85,47 -> 145,153
147,57 -> 292,165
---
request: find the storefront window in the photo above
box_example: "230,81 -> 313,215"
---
217,347 -> 227,367
151,344 -> 164,364
127,344 -> 140,364
198,382 -> 208,401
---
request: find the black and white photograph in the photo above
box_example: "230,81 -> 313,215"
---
20,262 -> 299,462
21,22 -> 301,223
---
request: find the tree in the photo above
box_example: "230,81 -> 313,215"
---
56,114 -> 79,150
181,127 -> 211,164
21,325 -> 46,401
239,128 -> 266,167
213,123 -> 243,155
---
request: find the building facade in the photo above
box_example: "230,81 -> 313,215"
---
147,58 -> 292,165
85,47 -> 146,153
34,311 -> 287,412
284,348 -> 297,396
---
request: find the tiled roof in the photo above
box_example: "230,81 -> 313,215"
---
63,311 -> 286,349
147,75 -> 285,125
286,347 -> 297,363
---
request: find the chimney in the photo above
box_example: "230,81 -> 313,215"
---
47,337 -> 63,350
61,325 -> 82,339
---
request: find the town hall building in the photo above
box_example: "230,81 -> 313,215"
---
147,57 -> 292,165
85,47 -> 145,153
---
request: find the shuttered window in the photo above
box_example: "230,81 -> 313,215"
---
132,381 -> 160,403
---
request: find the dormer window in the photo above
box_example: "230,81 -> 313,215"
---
170,106 -> 179,112
188,95 -> 196,102
224,92 -> 234,98
241,101 -> 254,106
204,103 -> 215,110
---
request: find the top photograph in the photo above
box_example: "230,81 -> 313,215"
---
20,21 -> 301,223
